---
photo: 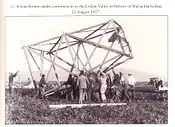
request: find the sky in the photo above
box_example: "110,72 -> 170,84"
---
5,16 -> 167,81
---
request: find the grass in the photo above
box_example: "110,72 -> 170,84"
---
5,86 -> 168,124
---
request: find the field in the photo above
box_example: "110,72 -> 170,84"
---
5,83 -> 168,124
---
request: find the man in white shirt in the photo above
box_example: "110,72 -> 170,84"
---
99,71 -> 107,102
127,73 -> 136,99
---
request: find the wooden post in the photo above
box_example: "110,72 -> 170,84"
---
23,46 -> 37,94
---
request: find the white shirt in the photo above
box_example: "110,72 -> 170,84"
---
100,72 -> 107,86
121,76 -> 125,82
127,75 -> 136,85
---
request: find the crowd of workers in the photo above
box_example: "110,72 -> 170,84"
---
8,69 -> 137,103
37,69 -> 137,103
8,69 -> 167,103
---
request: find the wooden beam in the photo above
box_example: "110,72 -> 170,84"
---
30,49 -> 76,76
84,22 -> 107,39
111,20 -> 125,54
28,47 -> 48,53
105,58 -> 131,72
82,43 -> 92,69
51,54 -> 73,67
90,55 -> 120,71
82,21 -> 112,70
49,55 -> 61,86
51,30 -> 115,54
64,34 -> 79,73
51,42 -> 79,53
46,36 -> 63,81
27,49 -> 40,71
70,21 -> 108,34
71,45 -> 86,70
113,20 -> 133,57
23,46 -> 37,93
48,37 -> 62,54
40,51 -> 44,75
103,55 -> 123,72
99,42 -> 114,70
67,34 -> 131,58
87,29 -> 115,40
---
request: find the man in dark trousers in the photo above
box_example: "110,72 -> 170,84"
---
38,74 -> 47,98
77,70 -> 90,104
8,71 -> 19,94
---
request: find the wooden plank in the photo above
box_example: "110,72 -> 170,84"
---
49,103 -> 127,109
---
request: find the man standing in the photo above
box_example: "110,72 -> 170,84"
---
120,72 -> 125,86
38,74 -> 47,98
99,71 -> 107,102
8,71 -> 19,94
127,73 -> 136,100
77,70 -> 90,104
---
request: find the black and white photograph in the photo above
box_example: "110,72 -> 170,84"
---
4,16 -> 168,124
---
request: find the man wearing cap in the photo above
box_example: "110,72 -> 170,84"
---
77,70 -> 90,104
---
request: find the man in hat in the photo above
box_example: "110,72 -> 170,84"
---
38,74 -> 47,98
77,70 -> 90,104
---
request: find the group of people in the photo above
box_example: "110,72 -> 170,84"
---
8,69 -> 137,103
61,69 -> 137,104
